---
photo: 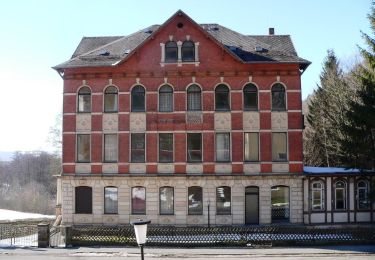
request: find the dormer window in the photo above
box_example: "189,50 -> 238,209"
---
165,41 -> 178,62
182,41 -> 195,61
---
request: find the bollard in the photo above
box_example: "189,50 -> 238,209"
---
37,223 -> 50,248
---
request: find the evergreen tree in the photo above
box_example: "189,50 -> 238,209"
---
340,3 -> 375,170
304,50 -> 351,167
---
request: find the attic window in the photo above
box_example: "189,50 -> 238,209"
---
177,22 -> 184,28
255,46 -> 265,52
99,50 -> 110,56
124,49 -> 131,55
144,30 -> 153,34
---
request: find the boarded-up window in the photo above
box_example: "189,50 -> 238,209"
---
75,186 -> 92,214
77,134 -> 90,162
104,134 -> 118,162
272,133 -> 287,161
244,132 -> 259,161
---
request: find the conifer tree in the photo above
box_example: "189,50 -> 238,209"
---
341,3 -> 375,170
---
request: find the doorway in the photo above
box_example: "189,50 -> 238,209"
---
245,186 -> 259,224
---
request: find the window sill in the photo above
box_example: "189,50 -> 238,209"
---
104,111 -> 118,114
104,213 -> 118,215
160,61 -> 200,67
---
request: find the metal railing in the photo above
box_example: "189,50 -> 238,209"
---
68,224 -> 375,247
0,223 -> 38,247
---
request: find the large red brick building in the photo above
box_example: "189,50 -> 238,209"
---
54,10 -> 311,225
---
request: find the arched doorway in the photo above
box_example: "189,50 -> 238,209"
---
245,186 -> 259,224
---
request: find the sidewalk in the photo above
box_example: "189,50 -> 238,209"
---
0,245 -> 375,259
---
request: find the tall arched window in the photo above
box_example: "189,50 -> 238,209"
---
165,41 -> 178,62
159,186 -> 174,215
187,84 -> 201,111
104,86 -> 118,112
334,180 -> 347,210
131,85 -> 145,112
271,83 -> 286,110
78,86 -> 91,113
182,40 -> 195,61
159,85 -> 173,112
357,180 -> 370,209
243,83 -> 258,110
311,181 -> 325,210
271,186 -> 289,223
215,84 -> 230,111
131,186 -> 146,215
188,186 -> 203,215
104,186 -> 118,214
216,186 -> 231,215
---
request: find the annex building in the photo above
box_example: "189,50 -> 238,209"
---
54,10 -> 316,226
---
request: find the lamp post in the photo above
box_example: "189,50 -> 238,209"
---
131,219 -> 151,260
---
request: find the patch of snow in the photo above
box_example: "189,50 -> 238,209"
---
0,234 -> 38,247
304,166 -> 361,174
0,209 -> 55,222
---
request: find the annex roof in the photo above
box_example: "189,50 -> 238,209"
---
303,166 -> 374,175
53,10 -> 310,71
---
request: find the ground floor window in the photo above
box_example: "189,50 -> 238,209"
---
75,186 -> 92,214
357,180 -> 370,210
160,186 -> 174,215
216,186 -> 231,215
104,186 -> 118,214
188,186 -> 203,215
132,187 -> 146,215
334,180 -> 346,210
271,186 -> 289,223
311,181 -> 325,210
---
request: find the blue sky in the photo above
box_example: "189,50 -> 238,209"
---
0,0 -> 371,151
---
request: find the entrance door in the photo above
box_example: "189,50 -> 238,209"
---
245,186 -> 259,224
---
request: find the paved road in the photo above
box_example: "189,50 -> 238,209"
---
1,245 -> 375,259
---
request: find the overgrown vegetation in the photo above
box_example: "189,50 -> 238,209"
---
304,2 -> 375,171
0,152 -> 60,214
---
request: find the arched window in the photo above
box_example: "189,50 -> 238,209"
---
271,83 -> 286,110
188,186 -> 203,215
104,186 -> 118,214
357,180 -> 370,209
78,86 -> 91,113
159,186 -> 174,215
187,84 -> 201,111
131,186 -> 146,215
75,186 -> 92,214
165,41 -> 178,62
131,85 -> 145,112
334,180 -> 347,210
182,40 -> 195,61
243,83 -> 258,110
216,186 -> 231,215
271,186 -> 289,223
215,84 -> 230,111
311,181 -> 325,210
104,86 -> 118,112
159,85 -> 173,112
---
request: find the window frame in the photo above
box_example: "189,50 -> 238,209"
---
187,133 -> 202,163
158,85 -> 174,112
244,132 -> 259,162
215,133 -> 231,162
159,186 -> 174,215
104,86 -> 118,113
187,84 -> 202,111
131,186 -> 146,215
271,185 -> 290,223
333,180 -> 347,210
181,40 -> 195,62
131,133 -> 145,163
165,41 -> 178,62
356,179 -> 370,210
76,134 -> 91,163
311,180 -> 325,211
77,86 -> 92,113
271,83 -> 286,111
215,84 -> 230,111
104,186 -> 118,214
158,133 -> 174,163
216,186 -> 231,215
243,83 -> 258,111
75,186 -> 92,214
131,85 -> 146,112
272,132 -> 288,162
103,134 -> 118,163
188,186 -> 203,215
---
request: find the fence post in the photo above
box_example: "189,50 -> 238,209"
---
38,223 -> 50,248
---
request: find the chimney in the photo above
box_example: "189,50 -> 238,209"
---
269,27 -> 275,35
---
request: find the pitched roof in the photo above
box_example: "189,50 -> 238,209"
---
53,12 -> 310,71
